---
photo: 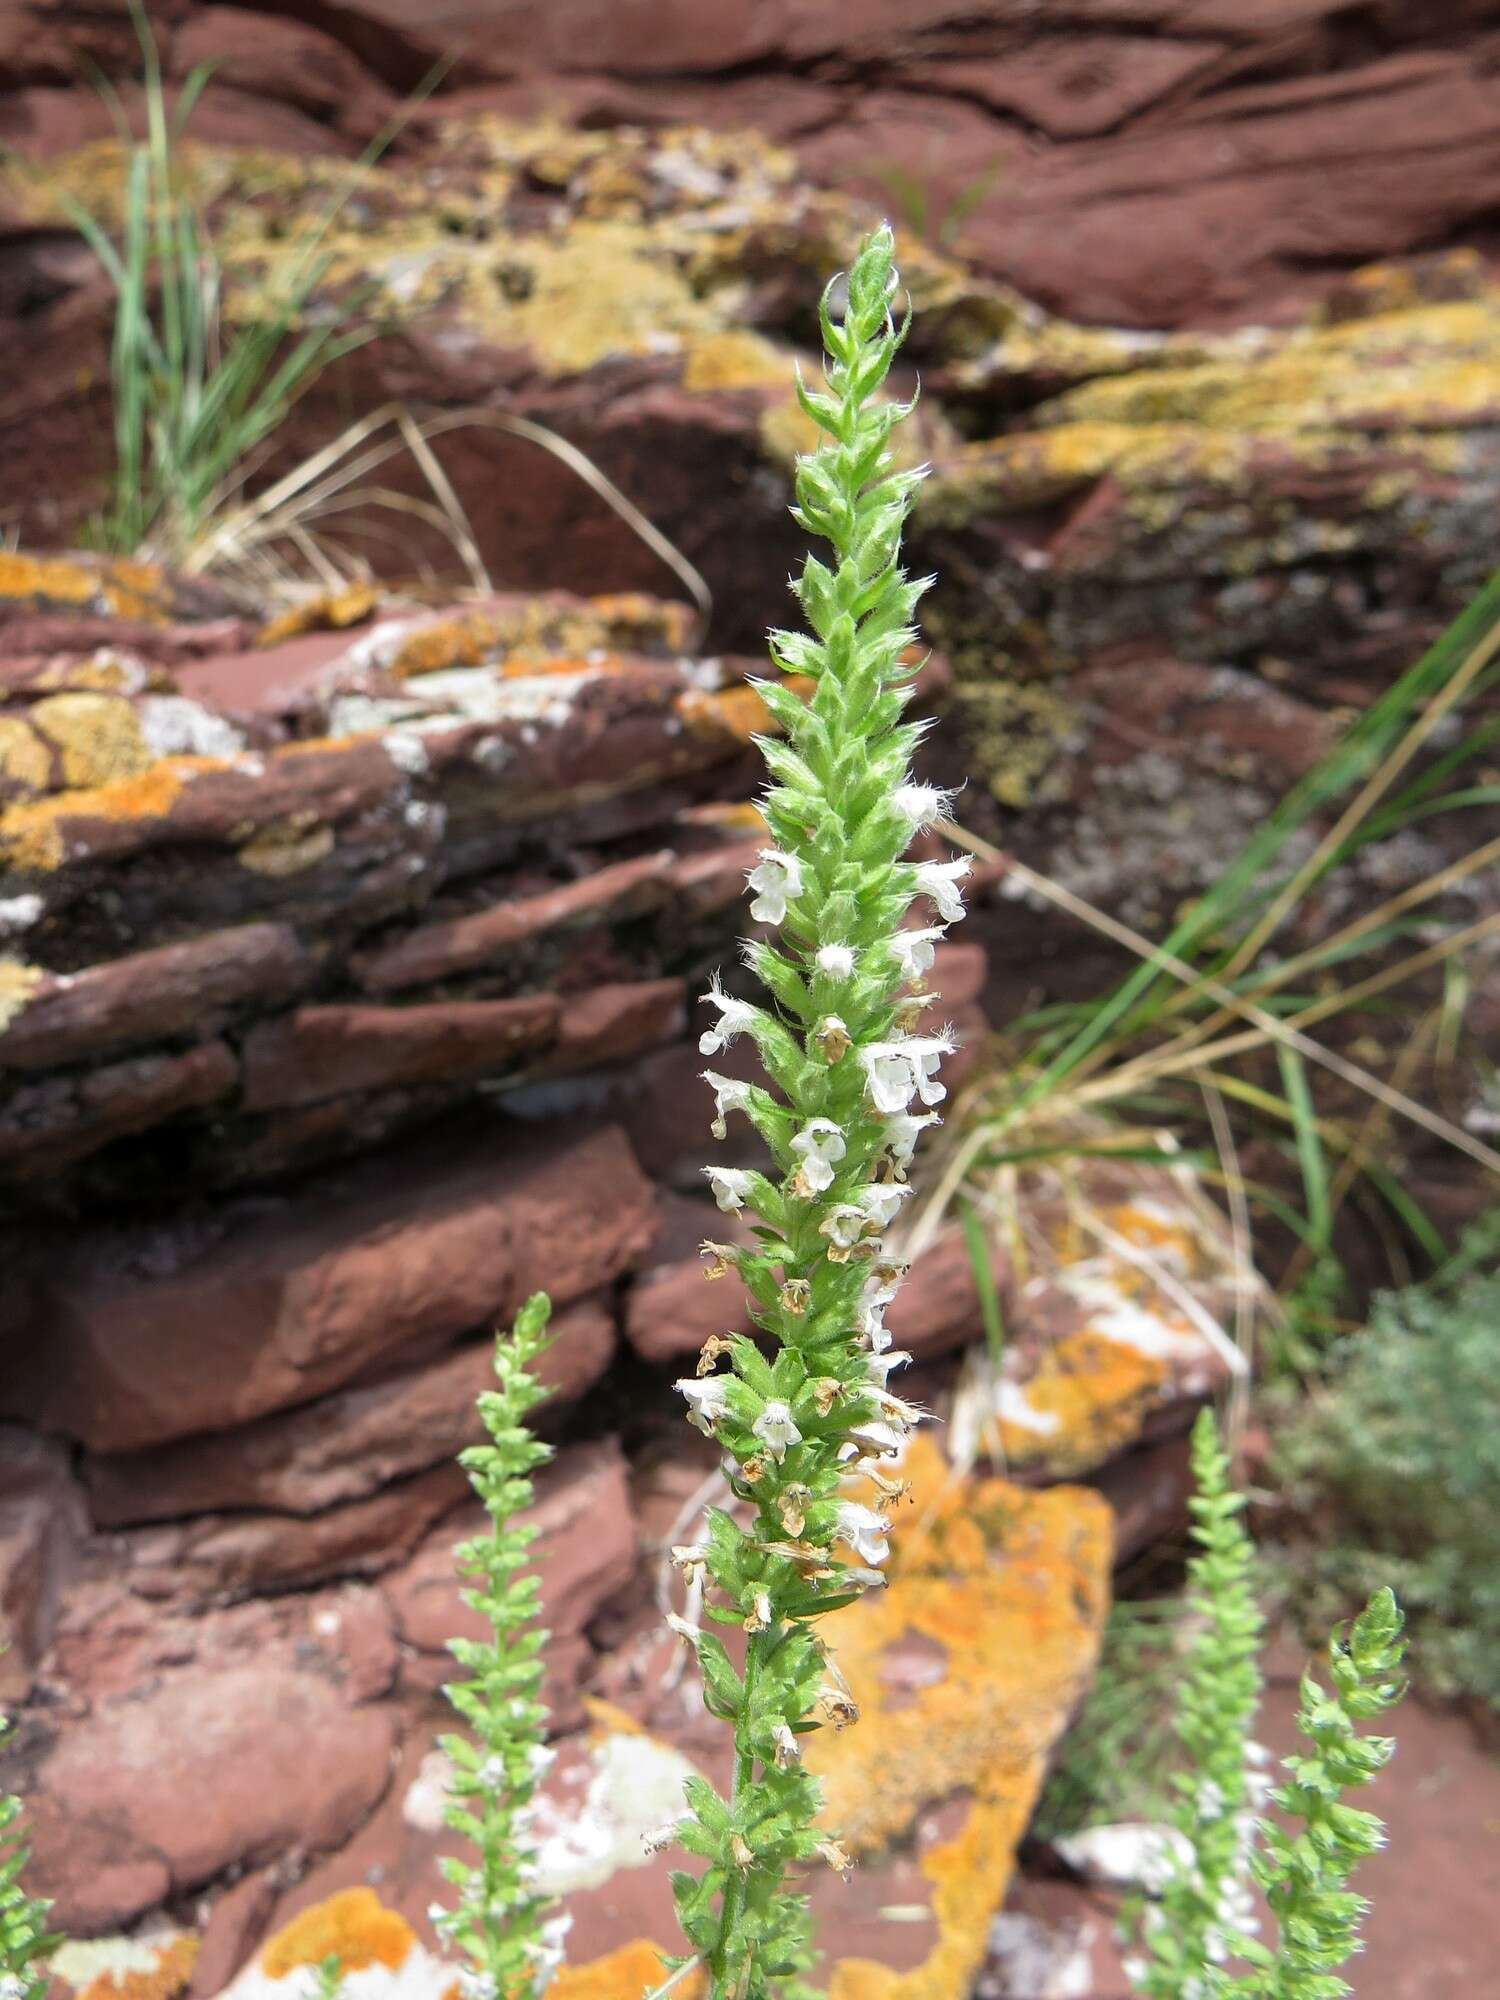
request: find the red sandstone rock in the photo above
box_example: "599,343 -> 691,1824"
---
0,1427 -> 86,1701
0,923 -> 311,1070
547,978 -> 685,1073
0,1038 -> 239,1180
84,1295 -> 615,1524
4,1598 -> 400,1934
119,1461 -> 472,1604
5,1121 -> 654,1450
240,994 -> 562,1109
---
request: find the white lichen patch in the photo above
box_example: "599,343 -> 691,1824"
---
137,694 -> 246,761
0,893 -> 44,935
52,1931 -> 188,1992
400,667 -> 598,729
529,1728 -> 702,1898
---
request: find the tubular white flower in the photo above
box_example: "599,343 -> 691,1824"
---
857,1181 -> 911,1231
699,973 -> 758,1055
914,855 -> 971,923
704,1164 -> 754,1212
858,1301 -> 892,1352
890,926 -> 944,983
860,1041 -> 922,1114
884,1109 -> 940,1170
790,1117 -> 847,1193
892,782 -> 953,831
864,1347 -> 912,1385
834,1500 -> 891,1566
678,1375 -> 731,1436
747,847 -> 804,925
816,942 -> 856,977
819,1203 -> 868,1251
751,1399 -> 802,1460
703,1069 -> 753,1138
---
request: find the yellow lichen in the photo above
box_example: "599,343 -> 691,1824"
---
814,1437 -> 1112,2000
0,958 -> 46,1032
257,584 -> 379,648
75,1936 -> 198,2000
259,1889 -> 415,1980
0,718 -> 54,796
238,820 -> 335,875
29,692 -> 153,790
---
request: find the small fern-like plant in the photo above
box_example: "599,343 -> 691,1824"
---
659,222 -> 968,2000
1248,1587 -> 1405,2000
1126,1413 -> 1405,2000
435,1293 -> 568,2000
0,1724 -> 58,2000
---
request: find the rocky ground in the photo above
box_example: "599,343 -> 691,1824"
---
0,5 -> 1497,1996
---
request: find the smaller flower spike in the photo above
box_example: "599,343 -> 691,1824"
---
436,1293 -> 566,2000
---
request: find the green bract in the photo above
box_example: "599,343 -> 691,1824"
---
436,1293 -> 569,2000
662,224 -> 968,2000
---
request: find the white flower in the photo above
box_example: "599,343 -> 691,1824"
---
859,1301 -> 892,1352
858,1181 -> 911,1230
677,1375 -> 731,1436
850,1416 -> 910,1456
914,855 -> 970,922
885,1109 -> 940,1169
747,847 -> 804,925
790,1117 -> 846,1193
890,926 -> 944,982
771,1722 -> 801,1767
865,1347 -> 911,1384
476,1753 -> 507,1789
525,1912 -> 573,1978
909,1032 -> 955,1105
816,942 -> 855,977
703,1068 -> 753,1137
528,1742 -> 556,1778
700,973 -> 758,1054
893,782 -> 952,831
751,1399 -> 803,1460
835,1500 -> 891,1566
820,1204 -> 867,1251
864,1266 -> 904,1309
458,1973 -> 497,2000
861,1041 -> 921,1114
704,1165 -> 753,1212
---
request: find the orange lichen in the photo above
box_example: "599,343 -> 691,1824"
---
76,1936 -> 198,2000
992,1328 -> 1168,1476
0,551 -> 170,622
674,676 -> 813,746
814,1436 -> 1112,2000
260,1889 -> 416,1980
0,757 -> 208,871
552,1939 -> 704,2000
257,584 -> 380,648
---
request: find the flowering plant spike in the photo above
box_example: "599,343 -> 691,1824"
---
665,222 -> 966,2000
436,1292 -> 569,2000
1127,1408 -> 1269,2000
